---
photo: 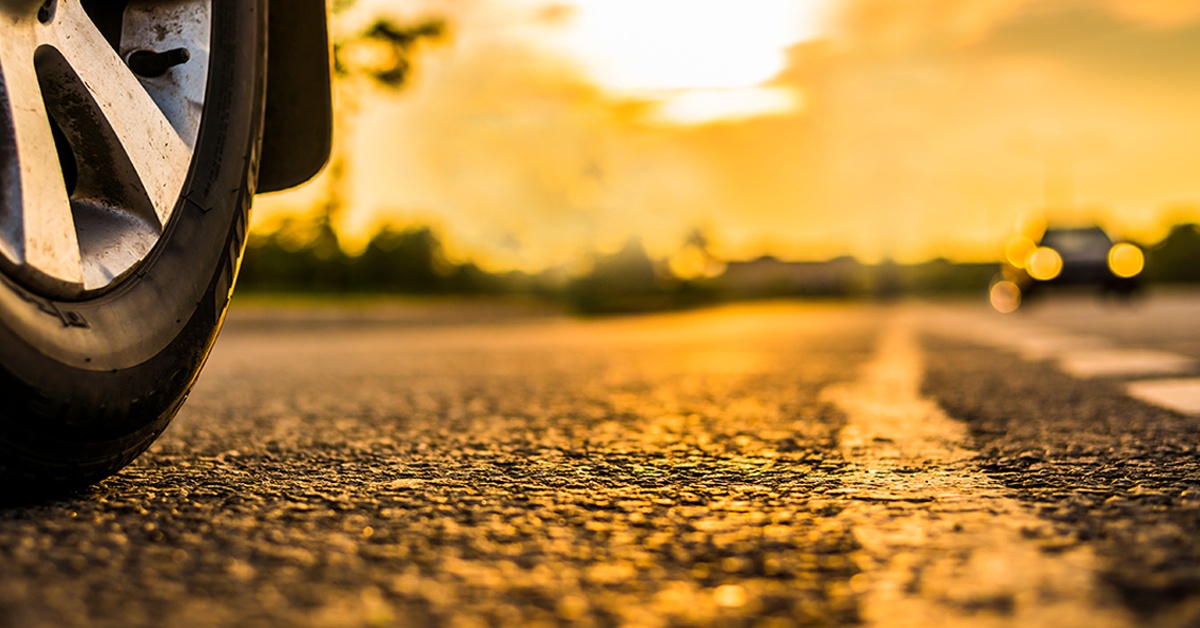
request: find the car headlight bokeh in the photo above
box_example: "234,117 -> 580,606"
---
1108,243 -> 1144,278
1027,247 -> 1063,281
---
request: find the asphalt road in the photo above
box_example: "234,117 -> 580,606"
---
3,291 -> 1200,626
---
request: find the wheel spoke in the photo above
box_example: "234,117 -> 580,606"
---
0,1 -> 209,297
0,27 -> 84,288
50,0 -> 191,227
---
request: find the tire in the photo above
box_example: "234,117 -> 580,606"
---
0,0 -> 265,495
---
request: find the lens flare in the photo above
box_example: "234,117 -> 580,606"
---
1027,247 -> 1063,281
1108,243 -> 1144,278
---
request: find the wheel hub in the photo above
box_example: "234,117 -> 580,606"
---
0,0 -> 210,299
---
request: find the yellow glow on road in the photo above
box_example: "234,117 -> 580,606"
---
1108,243 -> 1145,278
1027,247 -> 1064,281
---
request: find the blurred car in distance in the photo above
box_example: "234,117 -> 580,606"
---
990,225 -> 1144,312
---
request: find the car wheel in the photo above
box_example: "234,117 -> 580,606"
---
0,0 -> 265,494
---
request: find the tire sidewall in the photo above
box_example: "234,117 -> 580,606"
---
0,0 -> 266,483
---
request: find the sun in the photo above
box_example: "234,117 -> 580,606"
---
547,0 -> 826,124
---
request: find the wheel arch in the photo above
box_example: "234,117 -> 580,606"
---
257,0 -> 332,194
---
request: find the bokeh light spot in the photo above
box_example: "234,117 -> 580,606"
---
1027,247 -> 1063,281
1108,243 -> 1145,278
989,280 -> 1022,313
1004,236 -> 1036,269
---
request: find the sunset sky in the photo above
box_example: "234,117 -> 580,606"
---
256,0 -> 1200,271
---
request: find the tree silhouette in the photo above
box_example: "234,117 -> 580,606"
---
349,227 -> 447,293
323,4 -> 446,224
241,5 -> 447,292
567,240 -> 672,314
1146,223 -> 1200,283
335,18 -> 446,89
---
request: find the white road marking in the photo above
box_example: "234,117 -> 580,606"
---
1010,334 -> 1112,361
923,307 -> 1197,386
824,314 -> 1131,628
1126,378 -> 1200,415
1057,349 -> 1196,379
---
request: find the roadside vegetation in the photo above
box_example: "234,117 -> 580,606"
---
237,220 -> 1200,314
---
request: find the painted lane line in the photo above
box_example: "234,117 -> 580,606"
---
1126,378 -> 1200,415
944,318 -> 1111,362
824,314 -> 1131,628
922,307 -> 1195,378
917,312 -> 1111,362
1057,349 -> 1196,379
1009,334 -> 1112,361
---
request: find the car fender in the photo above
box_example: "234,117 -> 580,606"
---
257,0 -> 333,193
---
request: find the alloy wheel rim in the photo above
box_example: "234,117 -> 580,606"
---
0,0 -> 211,299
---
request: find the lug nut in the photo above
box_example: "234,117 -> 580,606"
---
127,48 -> 191,78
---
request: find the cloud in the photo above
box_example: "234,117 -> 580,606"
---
828,0 -> 1036,52
829,0 -> 1200,55
346,13 -> 726,270
1103,0 -> 1200,29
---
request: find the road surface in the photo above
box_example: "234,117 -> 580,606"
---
3,292 -> 1200,626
